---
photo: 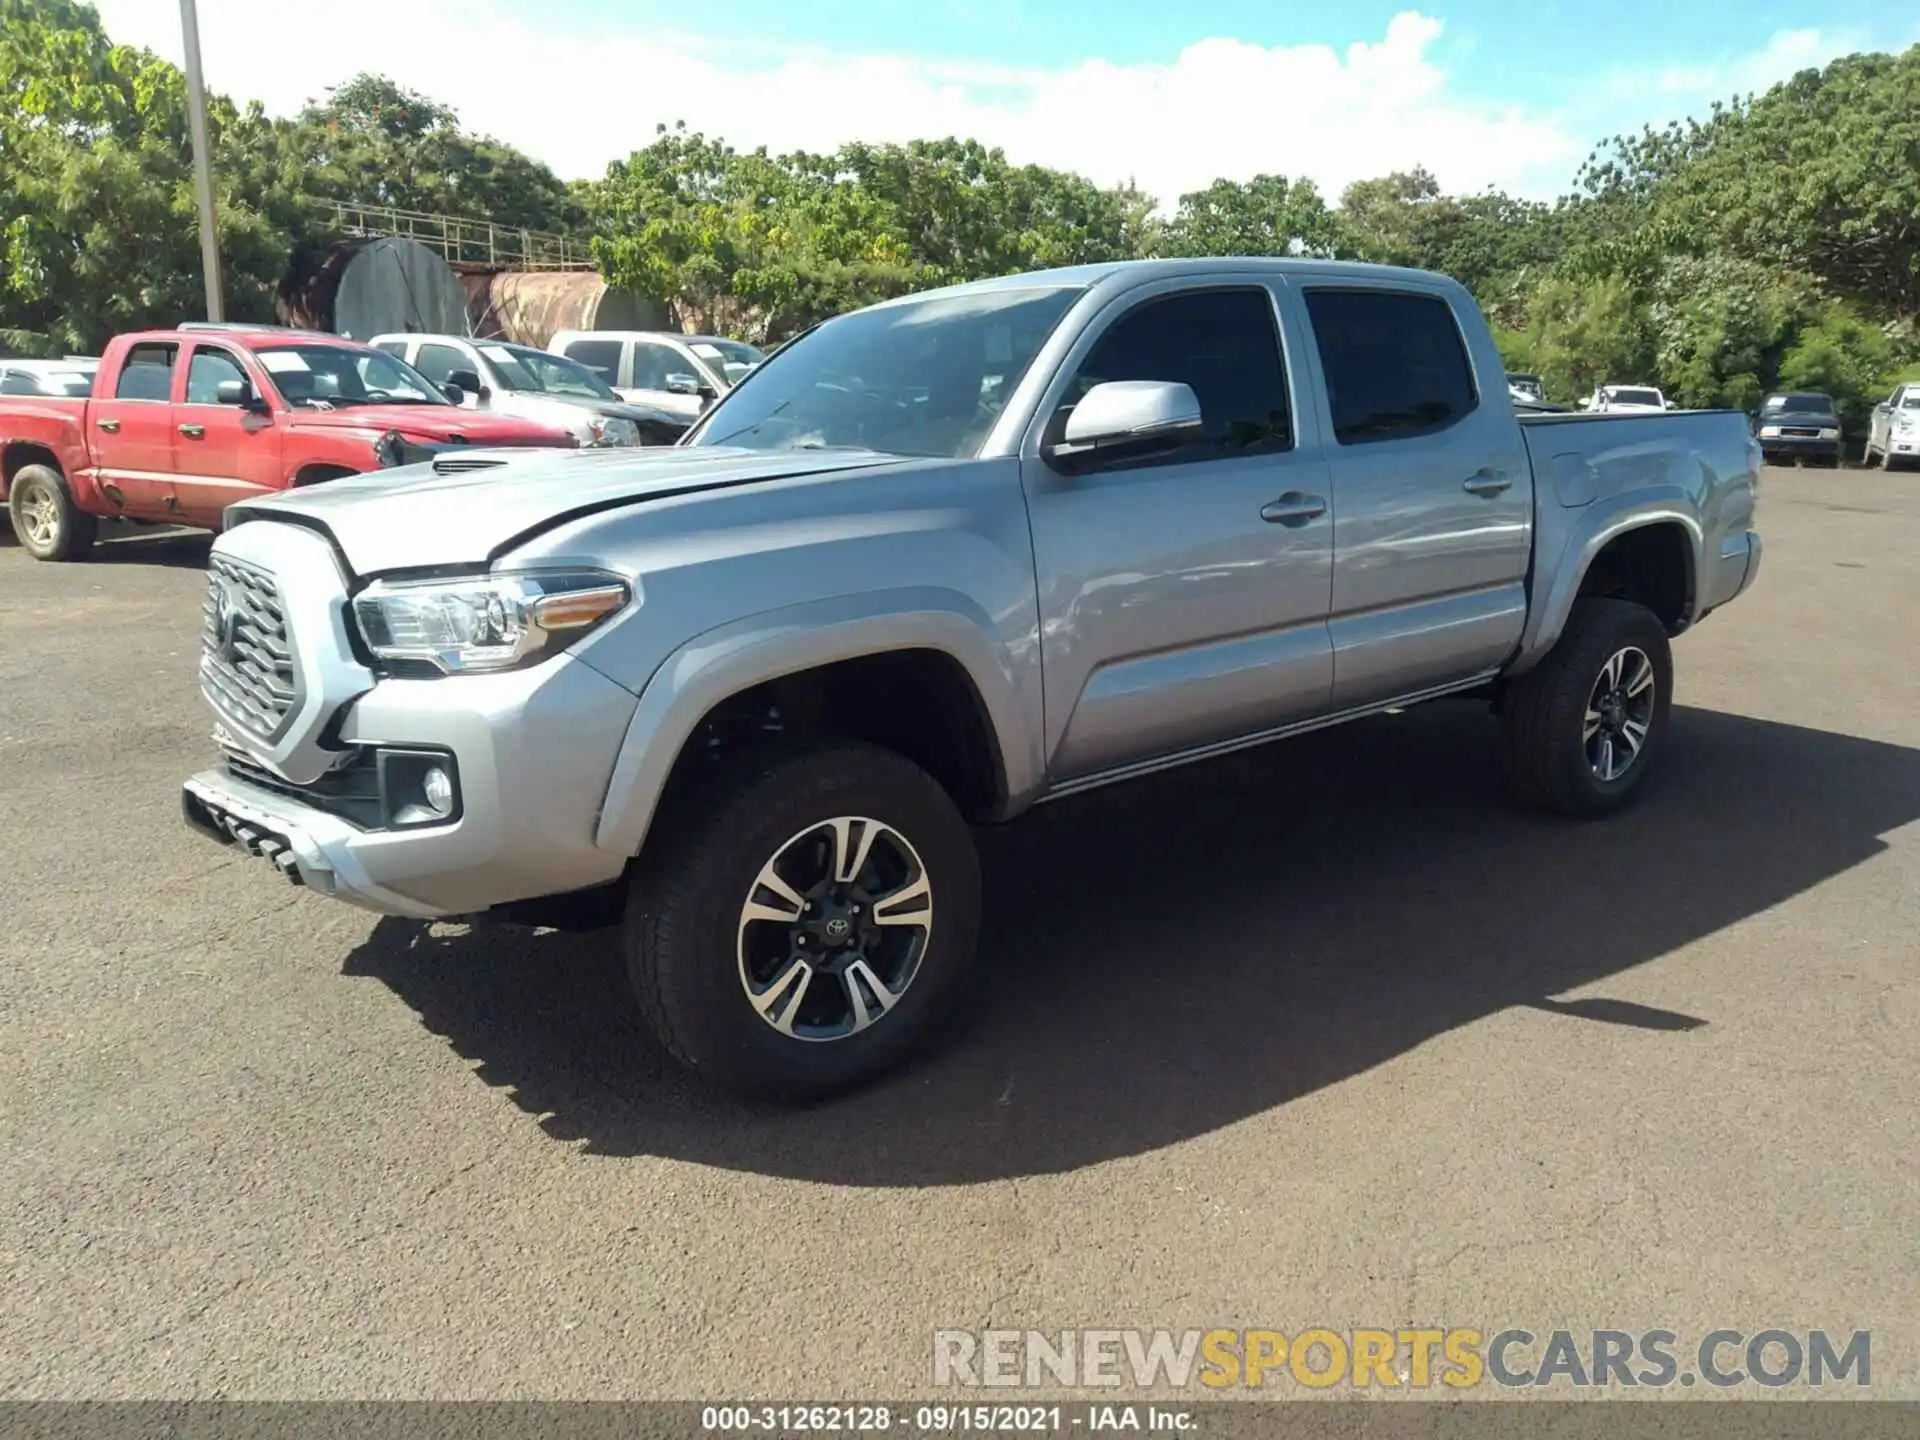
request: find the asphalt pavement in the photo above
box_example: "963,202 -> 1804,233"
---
1,469 -> 1915,1399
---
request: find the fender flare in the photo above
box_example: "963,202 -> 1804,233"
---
592,587 -> 1041,858
1513,490 -> 1702,672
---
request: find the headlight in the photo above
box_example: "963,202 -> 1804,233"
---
1818,427 -> 1839,439
585,415 -> 641,447
1759,425 -> 1782,438
352,570 -> 632,674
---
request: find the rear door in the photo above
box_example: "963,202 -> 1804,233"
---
87,342 -> 181,519
169,342 -> 286,526
1298,284 -> 1532,708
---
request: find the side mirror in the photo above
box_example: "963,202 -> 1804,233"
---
1043,380 -> 1204,470
444,369 -> 486,400
664,372 -> 705,397
215,378 -> 268,413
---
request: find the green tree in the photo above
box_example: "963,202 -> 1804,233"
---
1157,174 -> 1338,258
0,0 -> 295,352
294,72 -> 581,230
1521,273 -> 1655,403
1776,305 -> 1899,434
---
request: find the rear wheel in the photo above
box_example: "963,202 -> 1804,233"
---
7,464 -> 96,561
1501,598 -> 1674,818
625,740 -> 982,1100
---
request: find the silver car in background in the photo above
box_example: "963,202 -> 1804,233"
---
546,330 -> 766,419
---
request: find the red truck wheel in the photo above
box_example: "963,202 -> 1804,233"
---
8,464 -> 98,562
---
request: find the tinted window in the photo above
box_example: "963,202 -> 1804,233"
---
562,339 -> 622,384
1304,290 -> 1477,444
632,342 -> 683,391
1764,392 -> 1833,413
372,340 -> 409,359
412,343 -> 467,385
1057,288 -> 1291,456
185,348 -> 248,405
115,343 -> 177,402
0,371 -> 35,395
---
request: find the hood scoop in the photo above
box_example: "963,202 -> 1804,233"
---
432,453 -> 509,476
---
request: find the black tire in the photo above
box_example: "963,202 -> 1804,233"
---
7,463 -> 97,561
625,740 -> 982,1101
1501,598 -> 1674,818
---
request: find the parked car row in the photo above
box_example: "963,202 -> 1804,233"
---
1,323 -> 767,558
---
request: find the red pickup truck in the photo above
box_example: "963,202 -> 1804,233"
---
1,325 -> 575,560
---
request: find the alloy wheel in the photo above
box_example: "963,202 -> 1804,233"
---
1584,645 -> 1656,782
736,815 -> 934,1042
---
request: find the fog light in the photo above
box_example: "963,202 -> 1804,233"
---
377,749 -> 462,828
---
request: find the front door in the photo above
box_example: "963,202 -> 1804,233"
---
1298,284 -> 1534,709
89,341 -> 181,519
1022,281 -> 1335,782
169,343 -> 285,527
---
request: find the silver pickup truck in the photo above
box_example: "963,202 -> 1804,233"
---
182,258 -> 1763,1098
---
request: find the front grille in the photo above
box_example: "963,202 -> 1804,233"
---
224,748 -> 383,829
1783,428 -> 1821,438
201,554 -> 298,737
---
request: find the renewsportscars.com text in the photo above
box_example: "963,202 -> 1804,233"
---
932,1328 -> 1871,1390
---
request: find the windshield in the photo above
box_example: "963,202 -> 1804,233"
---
1765,393 -> 1833,414
41,371 -> 93,396
688,287 -> 1082,458
1900,390 -> 1920,409
1609,388 -> 1663,407
254,345 -> 448,409
688,338 -> 766,387
480,343 -> 617,401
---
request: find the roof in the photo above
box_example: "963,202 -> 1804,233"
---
864,256 -> 1459,311
118,326 -> 376,352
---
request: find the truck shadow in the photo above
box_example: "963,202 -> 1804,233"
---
344,703 -> 1920,1185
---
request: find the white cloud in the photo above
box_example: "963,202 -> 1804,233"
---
88,1 -> 1874,209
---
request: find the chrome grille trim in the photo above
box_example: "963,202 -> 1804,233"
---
200,553 -> 300,739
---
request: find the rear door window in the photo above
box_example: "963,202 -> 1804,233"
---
115,343 -> 178,402
1304,290 -> 1478,444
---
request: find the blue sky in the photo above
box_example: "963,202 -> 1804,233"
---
98,0 -> 1918,205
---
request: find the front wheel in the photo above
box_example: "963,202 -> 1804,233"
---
1501,598 -> 1674,818
7,463 -> 97,561
625,740 -> 982,1100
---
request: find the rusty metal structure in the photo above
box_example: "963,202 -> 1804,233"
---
461,270 -> 669,349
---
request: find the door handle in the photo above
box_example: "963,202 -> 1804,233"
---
97,419 -> 120,433
1261,492 -> 1327,526
1463,469 -> 1513,496
178,423 -> 205,439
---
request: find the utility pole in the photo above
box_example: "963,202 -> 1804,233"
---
179,0 -> 224,321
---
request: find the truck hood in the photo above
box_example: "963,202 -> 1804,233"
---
229,445 -> 910,576
284,405 -> 569,446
